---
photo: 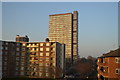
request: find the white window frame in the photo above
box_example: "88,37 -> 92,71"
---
116,68 -> 120,74
115,58 -> 120,63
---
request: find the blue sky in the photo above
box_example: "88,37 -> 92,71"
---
2,2 -> 118,57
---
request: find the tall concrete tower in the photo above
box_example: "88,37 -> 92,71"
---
48,11 -> 78,64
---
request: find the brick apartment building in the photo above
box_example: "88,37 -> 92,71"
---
97,48 -> 120,80
2,35 -> 65,78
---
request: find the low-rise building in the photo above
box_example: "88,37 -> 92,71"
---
97,48 -> 120,80
2,36 -> 65,78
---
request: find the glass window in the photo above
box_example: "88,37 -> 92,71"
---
40,48 -> 43,51
46,43 -> 50,46
46,53 -> 49,56
16,57 -> 19,61
16,62 -> 19,66
46,58 -> 49,61
39,72 -> 42,76
16,48 -> 20,51
16,53 -> 19,56
39,68 -> 43,71
21,53 -> 25,56
16,67 -> 19,70
40,43 -> 43,46
32,48 -> 35,51
115,58 -> 120,63
36,48 -> 39,51
46,73 -> 49,77
15,72 -> 18,75
21,67 -> 24,70
20,72 -> 24,75
46,63 -> 49,66
40,58 -> 43,61
22,43 -> 26,46
33,44 -> 35,46
46,48 -> 50,51
40,53 -> 43,56
116,69 -> 120,74
5,42 -> 8,45
17,43 -> 20,46
28,44 -> 31,46
21,57 -> 25,61
5,47 -> 8,50
39,63 -> 43,66
22,48 -> 25,51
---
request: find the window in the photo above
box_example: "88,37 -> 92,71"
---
21,57 -> 25,61
5,42 -> 8,45
46,58 -> 49,61
46,53 -> 49,56
45,63 -> 49,66
16,62 -> 19,66
40,48 -> 43,51
15,72 -> 18,75
53,48 -> 56,51
46,73 -> 49,77
45,68 -> 49,72
16,53 -> 19,56
40,43 -> 43,46
16,48 -> 20,51
21,67 -> 24,70
39,72 -> 42,76
46,43 -> 50,46
40,53 -> 43,56
115,58 -> 120,63
17,43 -> 20,46
116,69 -> 120,74
39,68 -> 43,71
28,44 -> 31,46
36,48 -> 39,51
20,72 -> 24,75
22,43 -> 26,46
22,48 -> 25,51
40,58 -> 43,61
39,63 -> 43,66
32,48 -> 35,51
37,43 -> 39,46
5,47 -> 8,50
16,67 -> 19,70
46,48 -> 50,51
21,62 -> 24,66
32,44 -> 35,46
21,53 -> 25,56
16,57 -> 19,61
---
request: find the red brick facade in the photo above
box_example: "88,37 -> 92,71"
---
97,48 -> 120,80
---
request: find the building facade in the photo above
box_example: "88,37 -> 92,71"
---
2,36 -> 65,78
16,35 -> 29,42
0,41 -> 2,79
48,11 -> 78,63
97,48 -> 120,80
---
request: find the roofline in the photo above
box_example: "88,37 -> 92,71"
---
2,40 -> 61,43
49,13 -> 72,16
21,42 -> 58,43
98,56 -> 120,58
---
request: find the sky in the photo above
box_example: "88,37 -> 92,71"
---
2,2 -> 118,57
1,0 -> 120,2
